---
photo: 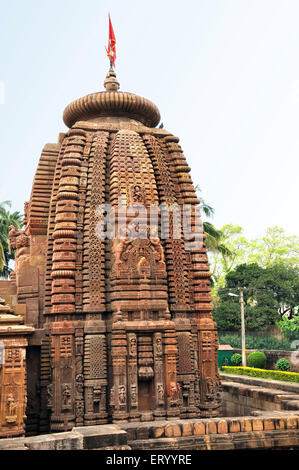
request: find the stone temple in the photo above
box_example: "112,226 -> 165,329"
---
0,67 -> 221,437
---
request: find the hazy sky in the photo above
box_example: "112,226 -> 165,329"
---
0,0 -> 298,238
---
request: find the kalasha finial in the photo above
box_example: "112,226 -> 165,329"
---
104,67 -> 120,92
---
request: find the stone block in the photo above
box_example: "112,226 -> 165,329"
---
240,418 -> 252,432
14,304 -> 27,317
194,421 -> 206,435
263,419 -> 275,431
252,419 -> 264,431
182,422 -> 193,436
217,420 -> 228,434
283,400 -> 299,411
165,423 -> 181,438
73,425 -> 127,449
206,420 -> 217,434
99,445 -> 132,450
26,435 -> 56,450
274,418 -> 286,430
286,417 -> 298,429
152,426 -> 165,438
124,428 -> 137,441
52,431 -> 83,450
136,426 -> 150,440
0,437 -> 28,450
228,419 -> 241,433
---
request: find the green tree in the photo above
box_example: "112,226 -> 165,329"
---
208,224 -> 250,286
213,263 -> 299,332
195,187 -> 231,265
277,316 -> 299,342
208,225 -> 299,291
254,263 -> 299,318
0,201 -> 23,278
246,227 -> 299,268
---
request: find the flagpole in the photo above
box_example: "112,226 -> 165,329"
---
107,14 -> 116,70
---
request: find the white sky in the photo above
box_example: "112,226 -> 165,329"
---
0,0 -> 298,238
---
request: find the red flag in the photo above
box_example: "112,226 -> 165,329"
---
106,14 -> 116,67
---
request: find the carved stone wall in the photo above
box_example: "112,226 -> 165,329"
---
0,68 -> 222,437
0,340 -> 27,438
0,298 -> 34,438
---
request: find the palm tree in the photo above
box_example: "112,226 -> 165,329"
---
195,186 -> 231,256
0,201 -> 23,278
203,222 -> 231,256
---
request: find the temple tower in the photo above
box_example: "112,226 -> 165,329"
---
4,67 -> 222,434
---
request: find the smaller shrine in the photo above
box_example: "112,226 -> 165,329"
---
0,297 -> 34,438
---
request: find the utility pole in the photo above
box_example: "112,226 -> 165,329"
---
239,287 -> 246,367
228,288 -> 247,367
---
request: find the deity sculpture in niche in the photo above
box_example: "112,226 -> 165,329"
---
6,395 -> 18,424
118,386 -> 126,406
62,385 -> 72,410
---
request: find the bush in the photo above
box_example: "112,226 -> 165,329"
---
275,358 -> 291,371
277,316 -> 299,343
231,353 -> 242,366
247,351 -> 267,369
222,366 -> 299,384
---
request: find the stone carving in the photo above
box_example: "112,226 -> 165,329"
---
154,335 -> 163,357
137,256 -> 151,280
130,385 -> 137,406
6,349 -> 21,363
0,65 -> 222,435
167,382 -> 181,406
8,226 -> 21,251
8,226 -> 30,259
150,236 -> 165,266
130,184 -> 146,204
62,384 -> 72,410
109,386 -> 115,408
23,202 -> 30,226
118,385 -> 126,406
16,233 -> 30,250
177,332 -> 193,374
113,237 -> 166,280
113,229 -> 130,277
60,336 -> 72,358
205,378 -> 217,402
87,336 -> 107,379
86,132 -> 108,311
75,401 -> 84,418
75,374 -> 84,394
6,395 -> 18,424
47,384 -> 53,410
93,387 -> 102,406
128,335 -> 137,357
157,384 -> 164,404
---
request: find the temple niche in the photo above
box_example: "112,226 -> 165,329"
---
0,66 -> 221,436
0,297 -> 34,438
